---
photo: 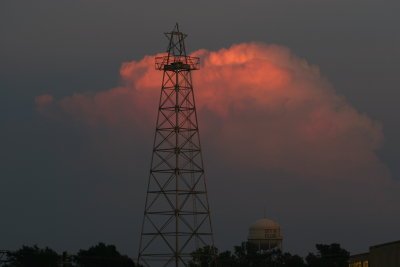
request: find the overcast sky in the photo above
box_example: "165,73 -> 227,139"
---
1,0 -> 400,258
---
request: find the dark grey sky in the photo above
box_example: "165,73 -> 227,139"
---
1,0 -> 400,258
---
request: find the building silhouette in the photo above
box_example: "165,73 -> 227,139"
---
349,240 -> 400,267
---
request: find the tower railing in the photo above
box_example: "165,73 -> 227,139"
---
155,55 -> 200,71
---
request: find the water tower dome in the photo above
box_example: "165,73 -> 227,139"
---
247,218 -> 283,251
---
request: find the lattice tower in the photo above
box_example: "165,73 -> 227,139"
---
137,24 -> 216,267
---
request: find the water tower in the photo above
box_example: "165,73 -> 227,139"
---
247,218 -> 283,251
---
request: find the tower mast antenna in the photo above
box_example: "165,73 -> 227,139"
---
138,24 -> 216,267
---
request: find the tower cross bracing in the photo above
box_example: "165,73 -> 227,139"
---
138,24 -> 215,267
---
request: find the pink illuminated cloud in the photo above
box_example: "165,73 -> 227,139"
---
36,42 -> 389,182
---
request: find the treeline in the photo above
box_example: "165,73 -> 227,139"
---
0,242 -> 349,267
1,243 -> 139,267
190,242 -> 349,267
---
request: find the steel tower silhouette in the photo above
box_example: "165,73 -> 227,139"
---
137,24 -> 215,267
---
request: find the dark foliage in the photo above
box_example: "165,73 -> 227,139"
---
230,242 -> 281,267
74,243 -> 136,267
4,245 -> 59,267
189,245 -> 219,267
1,242 -> 348,267
306,243 -> 349,267
189,242 -> 349,267
280,252 -> 307,267
189,242 -> 308,267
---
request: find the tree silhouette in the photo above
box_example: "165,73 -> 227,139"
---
4,245 -> 59,267
74,242 -> 136,267
1,241 -> 349,267
189,242 -> 348,267
280,252 -> 306,267
306,243 -> 349,267
189,242 -> 305,267
216,250 -> 236,266
189,245 -> 218,267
